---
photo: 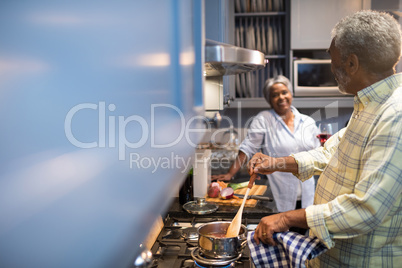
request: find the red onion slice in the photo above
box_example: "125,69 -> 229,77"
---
220,187 -> 234,199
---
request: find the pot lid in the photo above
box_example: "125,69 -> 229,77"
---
205,39 -> 267,77
183,198 -> 218,214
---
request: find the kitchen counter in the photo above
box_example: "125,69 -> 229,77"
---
167,197 -> 274,219
167,176 -> 274,220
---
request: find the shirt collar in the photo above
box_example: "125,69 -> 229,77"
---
271,106 -> 302,122
355,73 -> 402,107
291,106 -> 303,122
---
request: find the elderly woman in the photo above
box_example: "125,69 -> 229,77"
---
218,75 -> 320,213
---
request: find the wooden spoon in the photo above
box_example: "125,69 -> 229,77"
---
225,174 -> 257,238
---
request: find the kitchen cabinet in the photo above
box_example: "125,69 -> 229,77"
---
371,0 -> 401,12
229,0 -> 291,108
226,0 -> 361,109
205,0 -> 234,111
291,0 -> 371,49
209,0 -> 362,109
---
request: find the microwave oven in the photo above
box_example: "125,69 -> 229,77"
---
293,59 -> 350,97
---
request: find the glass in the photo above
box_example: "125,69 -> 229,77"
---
317,123 -> 333,146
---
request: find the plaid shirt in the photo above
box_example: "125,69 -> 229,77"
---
293,73 -> 402,267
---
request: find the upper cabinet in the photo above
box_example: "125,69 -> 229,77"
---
205,0 -> 234,43
205,0 -> 393,109
204,0 -> 234,111
291,0 -> 371,49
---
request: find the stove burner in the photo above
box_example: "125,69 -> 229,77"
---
191,248 -> 240,267
194,261 -> 235,268
150,215 -> 258,267
162,228 -> 183,239
181,227 -> 199,241
181,258 -> 196,268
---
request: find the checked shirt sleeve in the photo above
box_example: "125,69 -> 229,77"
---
307,107 -> 402,249
291,128 -> 346,182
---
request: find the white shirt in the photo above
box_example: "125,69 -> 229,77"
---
239,106 -> 320,212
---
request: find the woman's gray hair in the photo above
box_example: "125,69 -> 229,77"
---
262,75 -> 293,104
331,10 -> 402,73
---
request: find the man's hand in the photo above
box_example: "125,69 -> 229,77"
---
248,153 -> 299,175
254,209 -> 308,246
248,152 -> 277,175
254,213 -> 290,246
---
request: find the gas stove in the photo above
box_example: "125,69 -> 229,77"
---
148,216 -> 260,268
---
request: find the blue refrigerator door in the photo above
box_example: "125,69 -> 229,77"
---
0,1 -> 204,267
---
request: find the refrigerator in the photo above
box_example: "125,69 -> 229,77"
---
0,1 -> 204,267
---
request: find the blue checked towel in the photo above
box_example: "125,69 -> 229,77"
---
247,231 -> 328,268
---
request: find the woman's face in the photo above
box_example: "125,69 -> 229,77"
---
269,83 -> 292,115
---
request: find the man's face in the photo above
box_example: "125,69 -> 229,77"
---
329,40 -> 351,94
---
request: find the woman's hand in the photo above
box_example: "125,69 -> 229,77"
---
211,173 -> 232,181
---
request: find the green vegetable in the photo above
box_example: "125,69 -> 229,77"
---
227,181 -> 249,191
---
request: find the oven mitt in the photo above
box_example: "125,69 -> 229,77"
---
247,231 -> 328,268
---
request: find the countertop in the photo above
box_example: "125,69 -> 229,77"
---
167,176 -> 274,219
167,197 -> 274,219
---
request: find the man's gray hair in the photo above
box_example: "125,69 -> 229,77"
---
331,10 -> 402,73
262,75 -> 293,104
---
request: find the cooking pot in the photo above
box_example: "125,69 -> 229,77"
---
197,221 -> 247,259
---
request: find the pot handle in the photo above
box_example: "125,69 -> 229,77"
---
240,239 -> 248,249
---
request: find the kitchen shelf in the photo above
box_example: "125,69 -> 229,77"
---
227,96 -> 354,109
235,11 -> 287,17
229,0 -> 290,105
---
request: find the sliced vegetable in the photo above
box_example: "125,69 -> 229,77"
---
210,182 -> 222,190
216,181 -> 228,189
227,181 -> 249,191
220,187 -> 234,199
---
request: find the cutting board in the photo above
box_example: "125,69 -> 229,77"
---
205,185 -> 267,207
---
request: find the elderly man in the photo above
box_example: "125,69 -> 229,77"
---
248,10 -> 402,267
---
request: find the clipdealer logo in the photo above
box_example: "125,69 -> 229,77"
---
64,101 -> 211,162
63,100 -> 341,172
